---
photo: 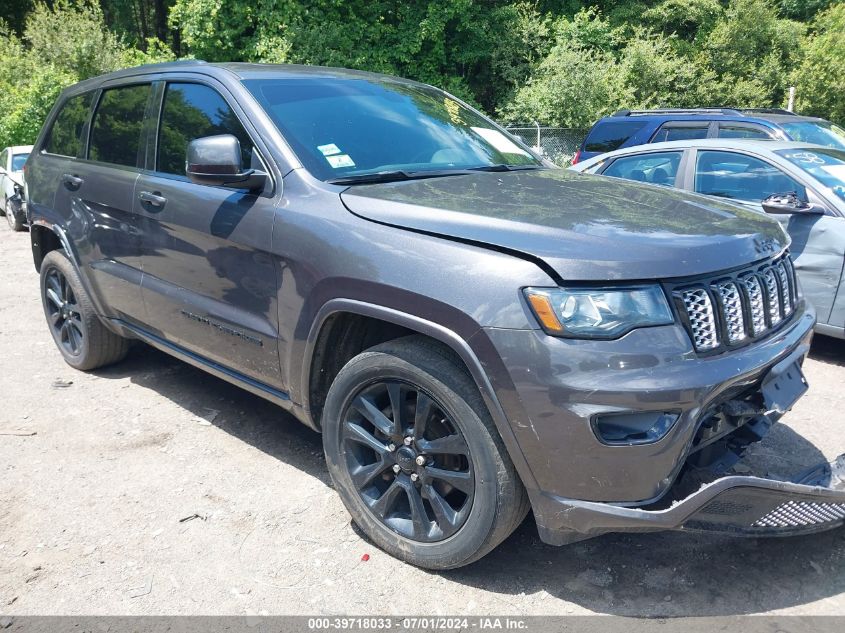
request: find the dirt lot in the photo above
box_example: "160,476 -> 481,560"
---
1,225 -> 844,617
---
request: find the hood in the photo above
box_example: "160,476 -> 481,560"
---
340,169 -> 788,281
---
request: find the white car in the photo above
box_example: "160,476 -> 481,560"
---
570,139 -> 845,339
0,144 -> 33,231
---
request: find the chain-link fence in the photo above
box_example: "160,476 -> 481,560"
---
503,125 -> 589,167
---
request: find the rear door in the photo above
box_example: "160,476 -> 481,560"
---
135,78 -> 282,387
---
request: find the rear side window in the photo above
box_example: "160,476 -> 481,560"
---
718,125 -> 773,140
584,121 -> 647,153
651,125 -> 709,143
89,84 -> 152,167
157,83 -> 253,175
45,92 -> 94,158
602,151 -> 683,186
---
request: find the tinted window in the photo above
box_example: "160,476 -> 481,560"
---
11,153 -> 30,171
718,125 -> 773,140
584,121 -> 647,153
89,84 -> 151,167
695,150 -> 805,202
652,125 -> 709,143
45,92 -> 94,158
602,151 -> 683,186
245,78 -> 542,181
157,83 -> 253,175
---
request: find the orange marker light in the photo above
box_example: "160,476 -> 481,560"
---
526,292 -> 564,334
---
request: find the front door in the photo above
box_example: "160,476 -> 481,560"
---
136,80 -> 282,387
691,149 -> 842,322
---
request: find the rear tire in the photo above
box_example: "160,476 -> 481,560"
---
39,250 -> 130,370
322,335 -> 529,569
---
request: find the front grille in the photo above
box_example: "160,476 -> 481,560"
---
753,500 -> 845,528
674,254 -> 798,353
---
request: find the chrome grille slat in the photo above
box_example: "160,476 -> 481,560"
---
681,288 -> 719,351
717,282 -> 746,343
763,268 -> 782,326
777,261 -> 793,315
676,255 -> 797,354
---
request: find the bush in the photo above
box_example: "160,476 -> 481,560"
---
793,3 -> 845,124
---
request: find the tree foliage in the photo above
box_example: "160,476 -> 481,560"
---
0,0 -> 842,148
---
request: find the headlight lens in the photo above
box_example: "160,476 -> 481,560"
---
524,285 -> 674,338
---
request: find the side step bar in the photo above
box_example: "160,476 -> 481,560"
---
536,455 -> 845,545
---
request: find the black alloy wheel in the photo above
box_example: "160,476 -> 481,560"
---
341,380 -> 474,542
44,267 -> 85,357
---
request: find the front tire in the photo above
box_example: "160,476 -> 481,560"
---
5,197 -> 25,231
39,250 -> 130,370
322,336 -> 529,569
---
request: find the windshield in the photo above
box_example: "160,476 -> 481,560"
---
11,153 -> 29,171
776,148 -> 845,203
244,77 -> 542,181
780,120 -> 845,150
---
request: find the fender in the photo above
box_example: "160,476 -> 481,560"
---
301,298 -> 540,493
30,220 -> 113,326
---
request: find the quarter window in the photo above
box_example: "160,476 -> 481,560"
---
602,151 -> 683,186
45,92 -> 94,158
157,83 -> 253,175
694,150 -> 805,202
89,84 -> 152,167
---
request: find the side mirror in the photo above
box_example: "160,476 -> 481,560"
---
186,134 -> 266,191
761,192 -> 825,215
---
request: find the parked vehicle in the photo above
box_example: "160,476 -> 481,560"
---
26,62 -> 844,569
573,108 -> 845,164
570,139 -> 845,340
0,144 -> 33,231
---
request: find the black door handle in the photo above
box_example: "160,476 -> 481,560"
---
138,190 -> 167,208
62,173 -> 83,189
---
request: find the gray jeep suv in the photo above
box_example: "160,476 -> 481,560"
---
25,62 -> 845,569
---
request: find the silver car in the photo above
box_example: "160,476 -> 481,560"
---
571,139 -> 845,339
0,144 -> 33,231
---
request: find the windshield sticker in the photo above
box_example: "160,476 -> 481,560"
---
317,143 -> 342,156
325,154 -> 355,168
787,151 -> 826,165
470,127 -> 530,157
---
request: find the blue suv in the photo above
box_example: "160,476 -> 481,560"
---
574,108 -> 845,163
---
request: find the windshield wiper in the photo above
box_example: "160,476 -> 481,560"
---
327,169 -> 475,185
468,164 -> 544,172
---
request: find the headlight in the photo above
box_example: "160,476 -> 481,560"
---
524,285 -> 674,338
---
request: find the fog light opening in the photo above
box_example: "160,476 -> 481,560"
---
593,411 -> 679,446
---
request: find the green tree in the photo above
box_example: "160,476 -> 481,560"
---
793,2 -> 845,123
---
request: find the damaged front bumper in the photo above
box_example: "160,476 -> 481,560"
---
535,454 -> 845,545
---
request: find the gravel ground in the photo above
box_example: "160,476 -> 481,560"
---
1,225 -> 844,617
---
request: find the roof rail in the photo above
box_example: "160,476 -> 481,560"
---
739,108 -> 796,115
612,108 -> 743,117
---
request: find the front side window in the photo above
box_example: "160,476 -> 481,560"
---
45,92 -> 94,158
244,77 -> 542,181
776,148 -> 845,203
602,151 -> 683,186
157,83 -> 253,175
584,121 -> 647,153
11,153 -> 30,171
652,124 -> 709,143
780,120 -> 845,150
89,84 -> 151,167
695,150 -> 805,202
718,125 -> 773,140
